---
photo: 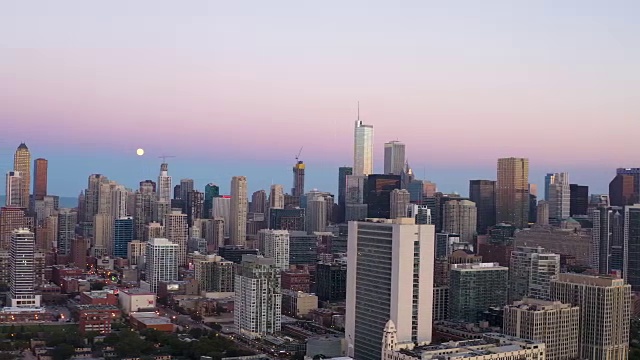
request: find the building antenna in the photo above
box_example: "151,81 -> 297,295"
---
158,155 -> 176,163
357,101 -> 360,121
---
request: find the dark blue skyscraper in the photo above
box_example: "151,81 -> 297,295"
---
204,183 -> 220,218
338,167 -> 353,223
365,174 -> 401,219
114,216 -> 134,258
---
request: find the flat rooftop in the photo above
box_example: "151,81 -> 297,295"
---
121,288 -> 155,296
130,312 -> 173,325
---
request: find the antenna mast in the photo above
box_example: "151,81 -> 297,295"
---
159,155 -> 176,163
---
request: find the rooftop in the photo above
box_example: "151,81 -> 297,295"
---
130,312 -> 173,325
74,304 -> 119,312
0,307 -> 47,314
400,333 -> 542,358
121,288 -> 155,296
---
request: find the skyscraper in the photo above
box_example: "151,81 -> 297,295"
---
165,210 -> 188,267
389,189 -> 410,219
569,184 -> 589,217
536,201 -> 549,226
144,238 -> 178,293
157,162 -> 172,203
550,273 -> 631,360
230,176 -> 248,246
5,171 -> 22,207
346,218 -> 435,360
547,172 -> 570,222
269,185 -> 285,209
32,158 -> 48,201
624,205 -> 640,290
0,206 -> 33,251
13,143 -> 31,209
469,180 -> 496,235
503,299 -> 580,360
508,246 -> 560,302
544,173 -> 554,201
353,112 -> 374,176
616,168 -> 640,202
442,199 -> 477,244
258,229 -> 290,271
113,216 -> 134,258
9,228 -> 40,308
591,206 -> 625,276
250,190 -> 268,214
186,190 -> 204,226
306,196 -> 327,233
384,141 -> 406,175
134,181 -> 156,240
234,255 -> 282,339
338,166 -> 353,222
365,174 -> 402,219
179,179 -> 194,203
204,183 -> 220,217
292,161 -> 305,197
609,174 -> 636,207
57,209 -> 77,256
496,157 -> 529,228
449,262 -> 509,322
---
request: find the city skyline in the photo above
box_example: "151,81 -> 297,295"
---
1,1 -> 639,196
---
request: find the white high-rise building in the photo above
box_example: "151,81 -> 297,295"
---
258,229 -> 290,270
9,228 -> 41,308
234,255 -> 282,339
269,184 -> 284,209
57,209 -> 77,256
109,183 -> 129,219
442,199 -> 478,244
346,218 -> 435,360
5,171 -> 22,207
306,196 -> 327,233
212,197 -> 231,237
165,210 -> 188,267
144,238 -> 178,293
509,246 -> 560,302
92,214 -> 114,257
390,189 -> 410,219
230,176 -> 248,246
384,141 -> 406,176
548,172 -> 570,221
157,163 -> 172,203
353,114 -> 374,176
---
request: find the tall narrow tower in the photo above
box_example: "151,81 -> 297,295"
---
5,171 -> 22,207
13,143 -> 31,208
292,161 -> 305,197
157,163 -> 172,203
384,141 -> 406,175
496,157 -> 530,228
9,228 -> 40,308
353,106 -> 374,176
33,158 -> 48,201
230,176 -> 248,246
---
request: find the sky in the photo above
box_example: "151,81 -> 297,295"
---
1,1 -> 639,197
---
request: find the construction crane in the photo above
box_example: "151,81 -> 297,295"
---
295,147 -> 303,162
158,155 -> 176,163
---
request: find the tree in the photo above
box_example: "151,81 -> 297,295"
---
52,343 -> 75,360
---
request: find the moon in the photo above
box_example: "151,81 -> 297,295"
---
136,148 -> 145,156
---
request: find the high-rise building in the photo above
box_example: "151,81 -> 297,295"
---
407,204 -> 432,225
250,190 -> 268,214
269,208 -> 305,231
192,253 -> 235,293
179,179 -> 194,203
569,184 -> 589,217
212,217 -> 225,251
113,216 -> 134,258
212,196 -> 231,236
165,210 -> 188,267
353,113 -> 374,176
346,218 -> 435,360
625,205 -> 640,290
536,201 -> 549,226
292,161 -> 305,197
442,199 -> 477,244
306,196 -> 327,233
508,246 -> 560,302
389,189 -> 410,219
269,185 -> 285,209
591,206 -> 625,276
449,262 -> 509,322
616,168 -> 640,202
186,190 -> 204,226
204,183 -> 220,217
234,255 -> 282,338
13,143 -> 31,209
258,229 -> 290,270
503,299 -> 579,360
496,158 -> 529,228
9,228 -> 40,308
316,261 -> 347,302
547,172 -> 570,222
92,214 -> 113,257
128,240 -> 146,267
144,222 -> 164,242
5,171 -> 22,207
384,141 -> 405,176
157,163 -> 172,203
57,209 -> 77,256
134,180 -> 156,239
550,273 -> 631,360
230,176 -> 248,246
338,166 -> 353,222
469,180 -> 496,235
32,158 -> 48,201
71,237 -> 87,269
144,238 -> 179,293
528,193 -> 538,224
365,174 -> 402,219
609,174 -> 636,207
0,207 -> 34,251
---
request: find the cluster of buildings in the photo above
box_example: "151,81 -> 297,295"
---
0,114 -> 638,360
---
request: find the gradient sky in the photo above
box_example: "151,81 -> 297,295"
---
1,1 -> 639,197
